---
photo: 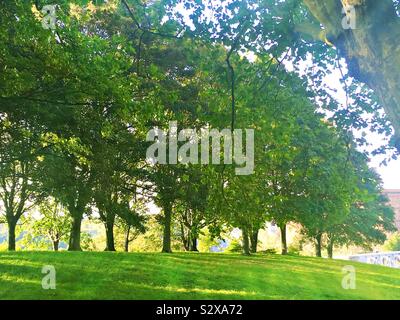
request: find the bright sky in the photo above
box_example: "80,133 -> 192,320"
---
370,158 -> 400,189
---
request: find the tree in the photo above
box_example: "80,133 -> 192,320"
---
0,160 -> 38,251
1,0 -> 156,251
33,199 -> 71,251
0,120 -> 42,251
175,167 -> 217,252
325,152 -> 396,258
151,166 -> 182,253
238,61 -> 354,256
165,0 -> 396,158
116,201 -> 147,252
303,0 -> 400,150
0,0 -> 396,259
41,139 -> 93,252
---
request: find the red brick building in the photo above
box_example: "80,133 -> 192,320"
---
383,189 -> 400,231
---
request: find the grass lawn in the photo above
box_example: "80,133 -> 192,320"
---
0,251 -> 399,300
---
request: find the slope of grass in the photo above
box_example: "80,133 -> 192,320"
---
0,251 -> 399,300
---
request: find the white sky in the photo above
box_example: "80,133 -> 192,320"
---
370,158 -> 400,189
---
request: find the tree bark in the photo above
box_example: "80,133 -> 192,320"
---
250,229 -> 259,253
68,214 -> 83,251
280,224 -> 288,255
242,228 -> 251,255
124,226 -> 130,252
162,202 -> 172,253
7,219 -> 16,251
104,215 -> 116,251
180,223 -> 190,251
327,237 -> 334,259
189,237 -> 198,252
303,0 -> 400,150
315,234 -> 322,257
53,240 -> 59,251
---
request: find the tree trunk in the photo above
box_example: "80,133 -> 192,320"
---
184,239 -> 190,251
250,229 -> 259,253
189,237 -> 198,252
315,234 -> 322,257
180,223 -> 190,251
242,228 -> 251,255
68,214 -> 83,251
53,240 -> 59,251
7,219 -> 16,251
104,215 -> 116,251
327,237 -> 334,259
124,226 -> 130,252
162,202 -> 172,253
280,224 -> 287,255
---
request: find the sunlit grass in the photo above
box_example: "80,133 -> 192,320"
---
0,252 -> 399,300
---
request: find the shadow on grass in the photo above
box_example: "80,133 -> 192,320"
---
0,251 -> 399,300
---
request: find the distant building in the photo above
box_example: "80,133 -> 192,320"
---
383,189 -> 400,231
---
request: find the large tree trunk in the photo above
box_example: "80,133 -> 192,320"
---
303,0 -> 400,150
280,224 -> 288,255
315,234 -> 322,257
104,215 -> 116,252
242,228 -> 251,255
250,229 -> 259,253
68,214 -> 83,251
7,219 -> 16,251
162,202 -> 172,253
189,237 -> 198,252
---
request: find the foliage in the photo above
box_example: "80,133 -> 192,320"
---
384,233 -> 400,252
226,238 -> 243,253
0,0 -> 396,257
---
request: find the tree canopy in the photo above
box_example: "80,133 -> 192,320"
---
0,0 -> 396,258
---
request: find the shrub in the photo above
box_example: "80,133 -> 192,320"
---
260,249 -> 277,255
227,238 -> 243,253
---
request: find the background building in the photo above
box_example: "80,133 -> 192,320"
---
383,189 -> 400,231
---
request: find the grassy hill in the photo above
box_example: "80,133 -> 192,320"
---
0,251 -> 399,300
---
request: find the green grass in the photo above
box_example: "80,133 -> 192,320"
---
0,251 -> 399,300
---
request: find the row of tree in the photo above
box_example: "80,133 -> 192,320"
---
0,1 -> 396,257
